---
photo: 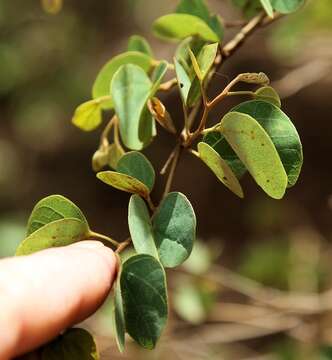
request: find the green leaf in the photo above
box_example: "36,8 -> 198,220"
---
254,86 -> 281,107
150,61 -> 168,95
96,171 -> 150,198
203,131 -> 246,178
120,254 -> 168,349
127,35 -> 153,57
220,111 -> 288,199
27,195 -> 88,236
92,51 -> 152,109
128,195 -> 158,258
198,142 -> 244,198
111,64 -> 155,150
232,100 -> 303,187
117,151 -> 155,192
16,218 -> 89,256
271,0 -> 305,13
153,192 -> 196,268
113,275 -> 126,353
41,328 -> 99,360
260,0 -> 274,17
153,14 -> 219,42
187,42 -> 218,106
176,0 -> 224,40
174,59 -> 192,104
71,99 -> 103,132
92,144 -> 125,172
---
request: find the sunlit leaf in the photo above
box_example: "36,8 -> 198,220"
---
120,254 -> 168,349
128,195 -> 158,257
153,14 -> 219,42
127,35 -> 153,57
71,99 -> 103,132
203,131 -> 246,178
271,0 -> 305,13
111,64 -> 155,150
117,151 -> 155,192
232,100 -> 303,187
254,86 -> 281,107
113,274 -> 125,353
220,111 -> 288,199
27,195 -> 88,236
148,97 -> 176,134
41,328 -> 99,360
176,0 -> 224,40
93,52 -> 152,109
260,0 -> 274,17
198,142 -> 244,198
153,192 -> 196,268
16,219 -> 89,256
96,171 -> 150,198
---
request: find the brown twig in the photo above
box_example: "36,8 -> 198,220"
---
115,237 -> 131,254
162,143 -> 182,199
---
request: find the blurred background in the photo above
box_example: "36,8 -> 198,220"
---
1,0 -> 332,358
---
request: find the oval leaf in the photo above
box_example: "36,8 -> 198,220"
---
72,99 -> 102,131
176,0 -> 224,40
198,142 -> 244,198
97,171 -> 150,198
203,131 -> 246,178
254,86 -> 281,107
232,100 -> 303,187
153,14 -> 219,42
16,218 -> 89,256
153,192 -> 196,268
41,328 -> 99,360
120,254 -> 168,349
128,195 -> 158,257
92,51 -> 152,109
27,195 -> 88,236
220,111 -> 288,199
127,35 -> 153,57
117,151 -> 155,192
111,64 -> 154,150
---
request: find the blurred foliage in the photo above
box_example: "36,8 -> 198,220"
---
270,0 -> 332,59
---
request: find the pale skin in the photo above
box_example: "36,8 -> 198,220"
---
0,241 -> 117,360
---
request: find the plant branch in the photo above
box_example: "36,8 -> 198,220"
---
115,237 -> 131,254
162,143 -> 182,199
88,230 -> 119,247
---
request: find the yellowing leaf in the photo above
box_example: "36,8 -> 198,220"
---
220,111 -> 288,199
198,142 -> 244,198
97,171 -> 150,198
16,218 -> 89,256
72,99 -> 103,132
